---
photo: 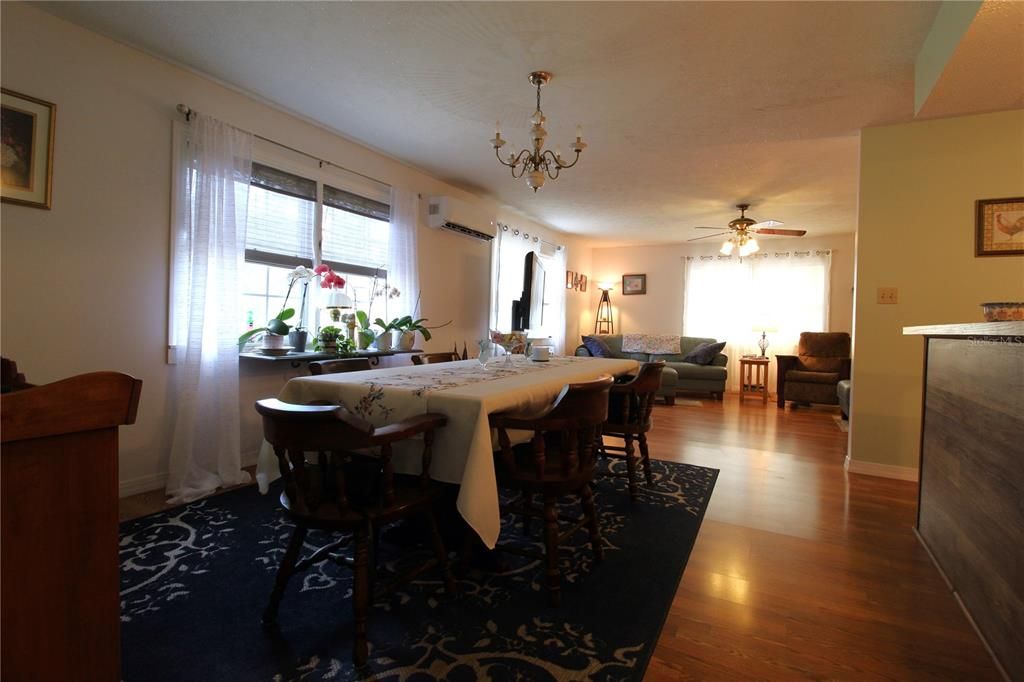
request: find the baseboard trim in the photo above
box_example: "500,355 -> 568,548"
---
118,450 -> 261,499
119,472 -> 168,498
843,455 -> 919,482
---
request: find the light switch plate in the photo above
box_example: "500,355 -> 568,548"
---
877,287 -> 898,304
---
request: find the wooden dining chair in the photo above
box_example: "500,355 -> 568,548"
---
255,399 -> 454,665
309,357 -> 372,375
489,375 -> 613,606
598,362 -> 665,500
411,352 -> 461,366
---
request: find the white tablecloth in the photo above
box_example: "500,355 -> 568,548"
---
255,355 -> 638,548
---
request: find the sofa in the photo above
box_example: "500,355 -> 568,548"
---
575,334 -> 728,404
776,332 -> 852,409
837,379 -> 851,419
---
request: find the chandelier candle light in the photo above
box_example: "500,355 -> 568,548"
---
490,71 -> 586,192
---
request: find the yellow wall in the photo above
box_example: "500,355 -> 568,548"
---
850,109 -> 1024,470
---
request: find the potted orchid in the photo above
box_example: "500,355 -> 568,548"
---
238,265 -> 316,351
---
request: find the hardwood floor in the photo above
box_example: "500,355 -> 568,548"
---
643,395 -> 999,681
119,395 -> 999,680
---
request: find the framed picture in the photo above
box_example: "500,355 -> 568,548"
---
622,273 -> 646,295
976,197 -> 1024,257
2,88 -> 55,209
565,271 -> 575,289
579,275 -> 587,292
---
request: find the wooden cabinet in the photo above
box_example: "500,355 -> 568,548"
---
904,322 -> 1023,681
1,372 -> 142,681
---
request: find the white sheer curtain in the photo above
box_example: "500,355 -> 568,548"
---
539,246 -> 567,353
491,225 -> 539,333
166,115 -> 253,503
387,186 -> 420,320
682,250 -> 831,392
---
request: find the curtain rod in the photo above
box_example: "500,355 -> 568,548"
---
496,221 -> 564,251
176,104 -> 389,190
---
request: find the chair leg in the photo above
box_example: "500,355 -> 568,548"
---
639,433 -> 653,486
543,495 -> 561,607
425,509 -> 455,596
624,435 -> 638,501
263,525 -> 307,625
352,525 -> 371,666
581,483 -> 604,563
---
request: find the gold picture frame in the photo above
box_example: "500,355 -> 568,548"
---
2,88 -> 56,209
976,197 -> 1024,257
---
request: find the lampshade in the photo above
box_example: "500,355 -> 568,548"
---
751,324 -> 778,333
324,291 -> 353,309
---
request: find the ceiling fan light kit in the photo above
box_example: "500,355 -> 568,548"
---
690,203 -> 807,256
490,71 -> 586,192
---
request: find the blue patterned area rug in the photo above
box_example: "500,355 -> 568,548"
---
120,459 -> 718,681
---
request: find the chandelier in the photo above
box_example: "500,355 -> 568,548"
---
490,71 -> 586,192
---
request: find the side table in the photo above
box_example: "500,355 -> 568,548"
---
739,356 -> 771,405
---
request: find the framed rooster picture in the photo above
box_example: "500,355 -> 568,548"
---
976,197 -> 1024,257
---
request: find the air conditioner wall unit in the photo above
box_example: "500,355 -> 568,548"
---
426,196 -> 496,242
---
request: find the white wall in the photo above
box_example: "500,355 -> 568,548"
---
0,3 -> 577,494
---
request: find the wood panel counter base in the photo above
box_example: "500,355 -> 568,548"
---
905,324 -> 1023,681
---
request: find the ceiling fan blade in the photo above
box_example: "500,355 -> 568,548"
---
687,232 -> 730,242
693,226 -> 726,230
750,219 -> 784,229
755,228 -> 807,236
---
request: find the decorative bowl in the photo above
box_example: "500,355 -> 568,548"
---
980,302 -> 1024,321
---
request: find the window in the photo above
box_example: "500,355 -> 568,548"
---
682,250 -> 831,390
491,228 -> 567,352
239,161 -> 390,334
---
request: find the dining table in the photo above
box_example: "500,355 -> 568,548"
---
255,355 -> 639,548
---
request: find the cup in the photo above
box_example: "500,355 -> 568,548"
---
531,345 -> 551,362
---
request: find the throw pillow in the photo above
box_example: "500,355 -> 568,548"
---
681,341 -> 726,365
581,335 -> 614,358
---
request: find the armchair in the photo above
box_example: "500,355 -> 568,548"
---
776,332 -> 851,409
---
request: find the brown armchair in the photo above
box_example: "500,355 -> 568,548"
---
776,332 -> 851,409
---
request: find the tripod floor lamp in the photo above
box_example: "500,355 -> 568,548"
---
595,286 -> 614,334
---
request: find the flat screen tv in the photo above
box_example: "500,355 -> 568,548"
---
511,252 -> 545,332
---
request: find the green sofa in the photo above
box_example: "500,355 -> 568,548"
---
574,334 -> 728,404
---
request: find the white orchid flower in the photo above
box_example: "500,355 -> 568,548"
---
286,266 -> 316,283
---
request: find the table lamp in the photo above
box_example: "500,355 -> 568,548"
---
752,324 -> 777,357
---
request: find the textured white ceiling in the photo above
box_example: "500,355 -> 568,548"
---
37,1 -> 948,244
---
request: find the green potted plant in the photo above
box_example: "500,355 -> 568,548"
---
394,315 -> 433,351
373,317 -> 403,352
318,325 -> 343,354
238,308 -> 295,350
355,311 -> 375,351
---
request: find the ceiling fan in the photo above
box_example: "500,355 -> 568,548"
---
688,203 -> 807,256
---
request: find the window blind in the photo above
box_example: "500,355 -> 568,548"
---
244,167 -> 315,268
322,205 -> 390,276
324,185 -> 389,221
322,183 -> 390,276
